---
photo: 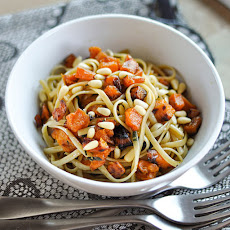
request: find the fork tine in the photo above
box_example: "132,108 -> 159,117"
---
194,209 -> 230,224
192,188 -> 230,200
211,159 -> 230,176
205,139 -> 230,161
195,195 -> 230,209
207,149 -> 230,169
208,217 -> 230,230
213,167 -> 230,182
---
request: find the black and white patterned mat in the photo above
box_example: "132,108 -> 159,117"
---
0,0 -> 229,229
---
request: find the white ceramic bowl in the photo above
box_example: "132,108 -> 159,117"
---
5,14 -> 225,196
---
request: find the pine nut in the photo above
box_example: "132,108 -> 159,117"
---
134,99 -> 148,109
96,68 -> 112,75
78,63 -> 91,70
58,85 -> 69,99
175,110 -> 187,117
119,71 -> 133,79
88,111 -> 95,118
178,82 -> 186,94
163,95 -> 169,103
83,140 -> 99,150
171,115 -> 177,125
78,127 -> 91,136
146,93 -> 152,105
114,146 -> 121,159
88,80 -> 102,88
187,138 -> 194,147
171,79 -> 179,90
96,95 -> 102,101
158,89 -> 169,96
149,112 -> 157,124
168,89 -> 177,96
97,107 -> 111,116
71,86 -> 83,94
134,105 -> 146,116
95,74 -> 105,80
47,101 -> 54,113
98,121 -> 115,130
177,117 -> 191,124
124,149 -> 135,162
39,90 -> 47,102
119,104 -> 125,115
87,127 -> 95,139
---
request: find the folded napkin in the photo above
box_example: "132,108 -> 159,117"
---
0,0 -> 229,229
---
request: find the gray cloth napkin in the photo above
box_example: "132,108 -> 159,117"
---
0,0 -> 229,229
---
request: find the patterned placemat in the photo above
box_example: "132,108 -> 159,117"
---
0,0 -> 229,229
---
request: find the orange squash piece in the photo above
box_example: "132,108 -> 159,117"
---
153,99 -> 175,123
120,58 -> 139,74
182,96 -> 196,112
169,93 -> 185,111
75,67 -> 95,81
125,108 -> 143,131
52,100 -> 67,121
89,46 -> 101,58
108,161 -> 125,178
64,54 -> 76,68
184,116 -> 202,135
66,108 -> 90,133
147,149 -> 173,170
130,86 -> 147,100
41,104 -> 50,124
104,85 -> 122,100
123,75 -> 145,88
136,160 -> 159,181
51,128 -> 76,153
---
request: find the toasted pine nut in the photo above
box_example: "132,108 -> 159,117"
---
134,99 -> 148,109
163,95 -> 169,103
88,111 -> 95,118
171,115 -> 177,125
146,93 -> 152,105
175,110 -> 187,117
119,71 -> 133,79
87,127 -> 95,139
178,82 -> 186,94
97,107 -> 111,116
83,140 -> 99,151
78,127 -> 91,136
78,63 -> 91,70
124,149 -> 135,162
171,79 -> 179,91
150,123 -> 163,132
149,112 -> 157,124
95,74 -> 105,80
158,89 -> 169,96
98,121 -> 115,130
39,90 -> 47,102
47,101 -> 54,113
187,138 -> 194,147
58,85 -> 69,100
96,95 -> 102,101
168,89 -> 177,96
71,86 -> 83,94
88,80 -> 102,88
119,104 -> 125,115
96,68 -> 112,75
114,146 -> 121,159
177,117 -> 191,124
134,105 -> 146,116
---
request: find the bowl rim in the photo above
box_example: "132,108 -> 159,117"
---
5,14 -> 225,192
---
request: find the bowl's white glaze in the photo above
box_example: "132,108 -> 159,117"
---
5,14 -> 225,196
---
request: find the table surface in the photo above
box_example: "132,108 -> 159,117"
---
0,0 -> 229,99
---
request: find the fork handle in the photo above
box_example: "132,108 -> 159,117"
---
0,215 -> 187,230
0,196 -> 150,219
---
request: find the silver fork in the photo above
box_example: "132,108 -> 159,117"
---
0,188 -> 230,229
86,138 -> 230,221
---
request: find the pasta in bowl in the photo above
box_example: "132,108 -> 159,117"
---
6,15 -> 224,196
35,47 -> 202,183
